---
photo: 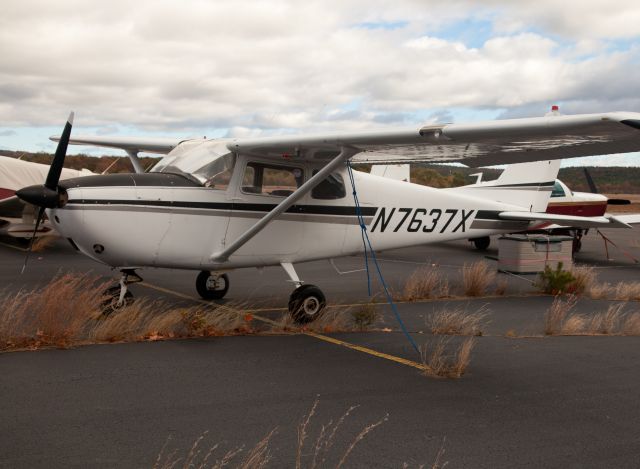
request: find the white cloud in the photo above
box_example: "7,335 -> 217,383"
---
1,0 -> 640,156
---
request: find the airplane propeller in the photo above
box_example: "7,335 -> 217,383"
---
582,167 -> 630,206
15,112 -> 74,273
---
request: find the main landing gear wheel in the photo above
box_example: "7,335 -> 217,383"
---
101,285 -> 134,316
469,236 -> 491,251
288,284 -> 326,324
196,271 -> 229,300
471,236 -> 491,251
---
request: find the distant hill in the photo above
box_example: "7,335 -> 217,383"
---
4,150 -> 640,193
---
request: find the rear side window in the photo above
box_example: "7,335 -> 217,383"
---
311,171 -> 346,200
242,162 -> 304,197
551,180 -> 565,198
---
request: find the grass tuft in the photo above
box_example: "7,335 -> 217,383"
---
569,265 -> 597,295
543,295 -> 578,335
420,337 -> 476,379
543,299 -> 640,336
428,305 -> 487,336
157,398 -> 394,468
0,273 -> 109,350
401,266 -> 449,301
462,261 -> 495,297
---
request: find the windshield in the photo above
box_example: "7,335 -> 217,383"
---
151,140 -> 236,188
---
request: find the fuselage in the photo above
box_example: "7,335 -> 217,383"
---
49,152 -> 536,271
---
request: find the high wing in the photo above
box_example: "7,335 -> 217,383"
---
51,135 -> 184,155
55,112 -> 640,167
227,112 -> 640,167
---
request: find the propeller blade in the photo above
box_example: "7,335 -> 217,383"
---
45,111 -> 74,190
583,167 -> 599,194
21,206 -> 46,274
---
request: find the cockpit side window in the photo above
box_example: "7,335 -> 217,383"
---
311,171 -> 346,200
242,162 -> 304,197
551,180 -> 566,198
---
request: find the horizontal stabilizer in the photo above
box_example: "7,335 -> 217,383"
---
608,213 -> 640,225
499,211 -> 632,229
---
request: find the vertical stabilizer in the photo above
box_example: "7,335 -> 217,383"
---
452,160 -> 560,211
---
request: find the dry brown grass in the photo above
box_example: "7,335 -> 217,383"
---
154,429 -> 275,469
0,273 -> 109,350
304,309 -> 354,334
156,399 -> 394,468
543,295 -> 578,335
569,265 -> 597,295
401,266 -> 449,301
420,337 -> 476,378
621,312 -> 640,335
462,261 -> 495,297
1,273 -> 375,353
588,282 -> 613,300
586,281 -> 640,301
428,305 -> 488,336
613,282 -> 640,300
0,272 -> 262,351
544,298 -> 640,336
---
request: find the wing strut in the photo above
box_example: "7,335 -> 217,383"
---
210,147 -> 357,263
126,150 -> 145,174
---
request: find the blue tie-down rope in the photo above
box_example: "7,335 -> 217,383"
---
346,161 -> 420,355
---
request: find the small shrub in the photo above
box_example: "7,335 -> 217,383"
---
462,261 -> 495,297
351,303 -> 379,331
536,262 -> 576,295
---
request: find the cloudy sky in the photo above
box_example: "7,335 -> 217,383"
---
1,0 -> 640,165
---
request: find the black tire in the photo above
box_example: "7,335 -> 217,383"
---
101,285 -> 134,316
471,236 -> 491,251
196,271 -> 229,300
288,284 -> 326,324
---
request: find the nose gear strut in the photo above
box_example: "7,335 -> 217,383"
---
101,269 -> 143,316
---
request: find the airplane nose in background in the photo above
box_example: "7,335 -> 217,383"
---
15,184 -> 62,208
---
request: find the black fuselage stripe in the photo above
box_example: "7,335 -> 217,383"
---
66,199 -> 378,216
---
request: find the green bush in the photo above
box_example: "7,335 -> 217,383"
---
536,262 -> 576,295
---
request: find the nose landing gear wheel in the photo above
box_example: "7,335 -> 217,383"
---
196,271 -> 229,300
101,285 -> 134,316
288,284 -> 326,324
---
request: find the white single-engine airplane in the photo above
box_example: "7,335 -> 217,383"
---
15,111 -> 640,322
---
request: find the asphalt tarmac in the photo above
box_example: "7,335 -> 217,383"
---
1,227 -> 640,468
